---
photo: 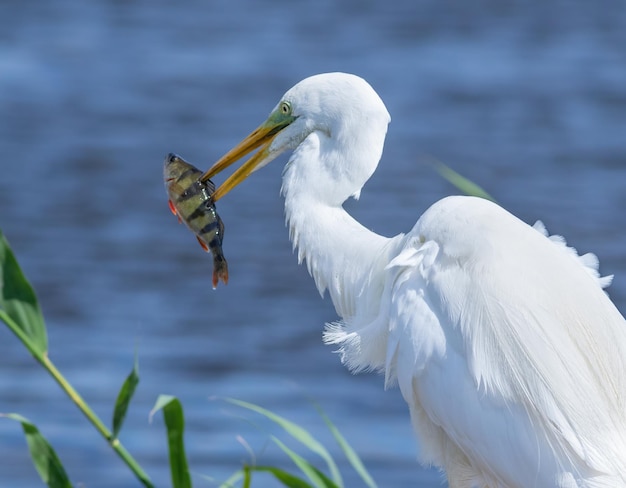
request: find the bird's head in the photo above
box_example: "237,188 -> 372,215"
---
202,72 -> 391,202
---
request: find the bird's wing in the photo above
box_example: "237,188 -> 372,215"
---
384,196 -> 626,482
530,219 -> 613,289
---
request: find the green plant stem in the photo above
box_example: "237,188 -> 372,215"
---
0,310 -> 154,488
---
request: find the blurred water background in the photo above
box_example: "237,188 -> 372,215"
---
0,1 -> 625,486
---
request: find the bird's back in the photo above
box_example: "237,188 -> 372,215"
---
398,196 -> 626,486
326,195 -> 626,487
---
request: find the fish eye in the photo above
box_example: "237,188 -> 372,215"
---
279,101 -> 292,115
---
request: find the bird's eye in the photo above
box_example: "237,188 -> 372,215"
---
279,101 -> 292,115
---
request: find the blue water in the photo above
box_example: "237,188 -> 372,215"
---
1,1 -> 625,486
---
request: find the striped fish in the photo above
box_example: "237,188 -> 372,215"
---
164,153 -> 228,288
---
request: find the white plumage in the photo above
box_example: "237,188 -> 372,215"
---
204,73 -> 626,487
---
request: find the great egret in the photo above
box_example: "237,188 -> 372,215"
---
201,73 -> 626,487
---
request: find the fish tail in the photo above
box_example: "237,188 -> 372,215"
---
212,255 -> 229,289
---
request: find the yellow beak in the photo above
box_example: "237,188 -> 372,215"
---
200,108 -> 295,202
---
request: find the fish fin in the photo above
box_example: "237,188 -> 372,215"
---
212,260 -> 229,289
196,236 -> 209,252
168,200 -> 183,222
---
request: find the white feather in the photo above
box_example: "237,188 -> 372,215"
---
238,73 -> 626,487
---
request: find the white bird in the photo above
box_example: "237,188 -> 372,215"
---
201,73 -> 626,487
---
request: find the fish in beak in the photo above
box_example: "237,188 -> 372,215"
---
200,102 -> 297,202
164,153 -> 228,288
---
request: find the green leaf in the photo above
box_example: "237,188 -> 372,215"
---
271,437 -> 339,488
226,398 -> 343,487
316,408 -> 377,488
112,354 -> 140,439
247,465 -> 314,488
430,159 -> 496,202
0,231 -> 47,353
2,413 -> 72,488
150,395 -> 191,488
217,469 -> 244,488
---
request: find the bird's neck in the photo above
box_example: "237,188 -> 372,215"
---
282,176 -> 395,321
